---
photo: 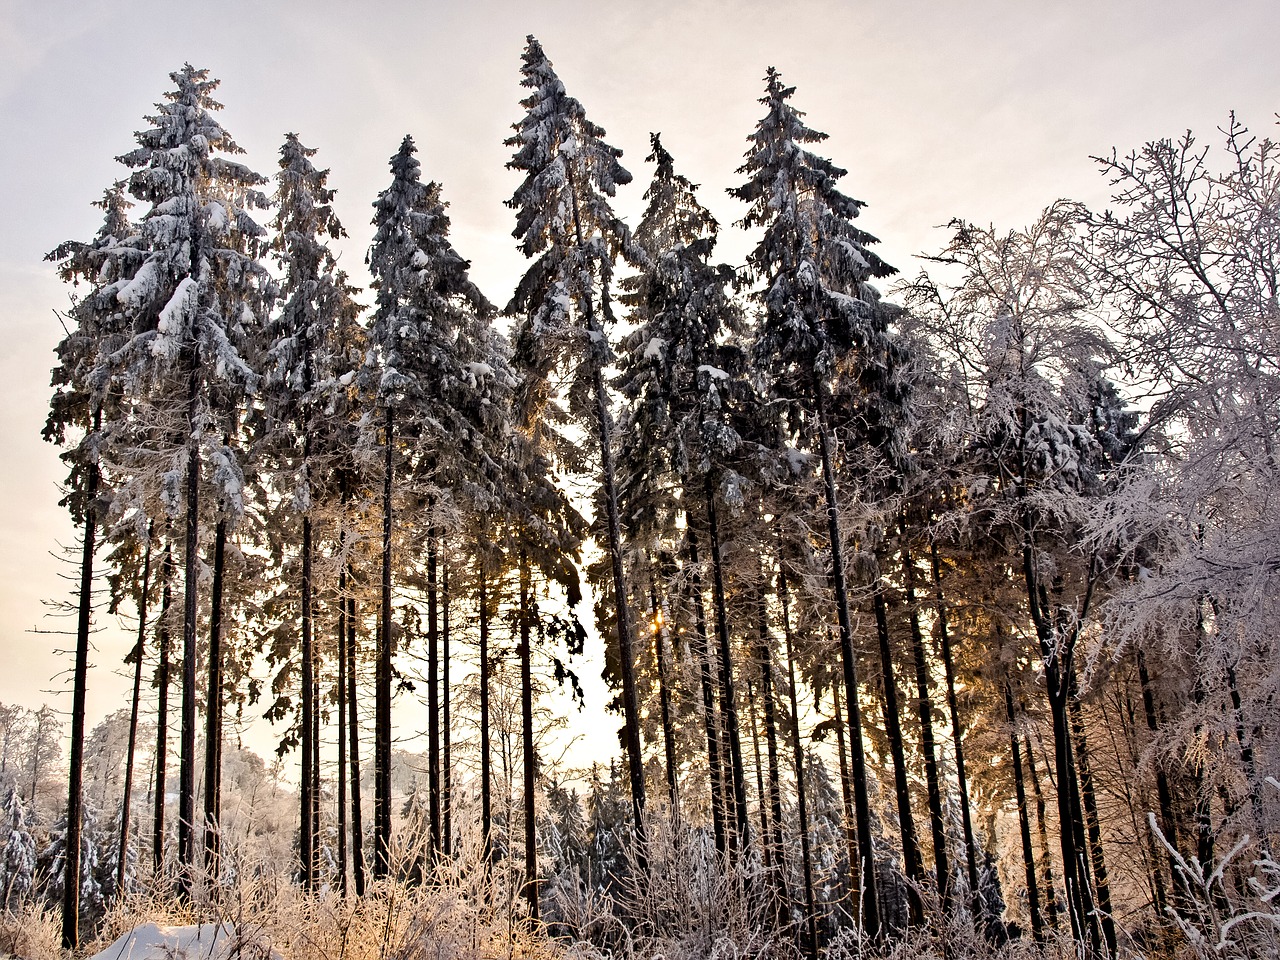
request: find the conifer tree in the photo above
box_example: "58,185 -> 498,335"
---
363,134 -> 492,876
505,35 -> 647,869
731,67 -> 902,940
98,64 -> 272,892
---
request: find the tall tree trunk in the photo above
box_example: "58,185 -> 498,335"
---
117,526 -> 153,900
748,678 -> 770,870
337,562 -> 348,895
427,513 -> 441,859
929,540 -> 980,905
443,560 -> 453,858
832,681 -> 860,923
705,477 -> 749,858
203,518 -> 226,881
62,410 -> 100,950
1005,683 -> 1044,941
375,405 -> 394,879
312,651 -> 321,885
814,389 -> 879,938
478,546 -> 493,862
300,513 -> 315,890
899,526 -> 948,910
872,586 -> 924,925
1068,664 -> 1117,955
756,579 -> 788,914
649,577 -> 679,818
779,574 -> 819,960
1137,647 -> 1182,909
347,592 -> 365,895
1025,733 -> 1060,930
178,361 -> 201,894
154,543 -> 173,877
519,553 -> 538,921
686,535 -> 728,861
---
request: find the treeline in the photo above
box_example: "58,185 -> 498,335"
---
39,36 -> 1280,959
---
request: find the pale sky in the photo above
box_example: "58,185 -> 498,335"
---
1,0 -> 1277,771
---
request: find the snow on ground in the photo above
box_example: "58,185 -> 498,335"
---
88,922 -> 281,959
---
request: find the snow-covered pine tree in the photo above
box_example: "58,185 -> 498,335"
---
100,64 -> 273,893
0,787 -> 35,908
362,134 -> 493,877
730,67 -> 902,940
505,35 -> 648,878
261,132 -> 363,890
615,133 -> 753,865
45,180 -> 139,948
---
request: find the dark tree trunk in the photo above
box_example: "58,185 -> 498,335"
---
300,513 -> 315,890
1025,733 -> 1060,930
427,514 -> 441,859
1005,683 -> 1044,941
814,389 -> 879,939
748,678 -> 771,870
178,360 -> 201,894
872,586 -> 924,924
443,560 -> 452,858
519,553 -> 538,920
337,562 -> 348,895
375,405 -> 394,878
117,526 -> 153,901
899,527 -> 948,910
154,543 -> 173,877
686,535 -> 728,861
705,476 -> 749,858
1137,648 -> 1182,909
649,578 -> 679,818
312,648 -> 321,885
347,592 -> 365,895
61,411 -> 100,950
779,574 -> 819,960
203,518 -> 226,881
592,363 -> 648,870
756,582 -> 788,914
929,540 -> 980,905
1068,665 -> 1116,955
832,682 -> 860,922
478,547 -> 492,861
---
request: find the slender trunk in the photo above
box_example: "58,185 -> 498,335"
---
443,560 -> 452,857
756,581 -> 788,913
375,405 -> 394,878
203,518 -> 226,881
427,512 -> 440,859
748,678 -> 770,871
154,543 -> 173,876
649,578 -> 679,818
929,540 -> 980,905
117,527 -> 154,900
300,513 -> 315,890
1025,733 -> 1060,930
178,360 -> 201,893
814,389 -> 879,938
337,563 -> 348,895
872,586 -> 924,924
62,410 -> 100,950
568,165 -> 647,870
832,682 -> 860,922
686,535 -> 728,861
1005,684 -> 1044,941
312,650 -> 321,885
1137,648 -> 1182,908
706,477 -> 749,857
900,526 -> 948,910
519,553 -> 538,921
779,575 -> 819,960
1068,665 -> 1117,955
347,593 -> 365,895
478,546 -> 492,860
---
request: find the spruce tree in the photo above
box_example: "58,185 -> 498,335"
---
731,67 -> 901,940
505,35 -> 648,871
362,134 -> 492,877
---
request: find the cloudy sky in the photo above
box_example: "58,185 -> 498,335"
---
1,0 -> 1276,766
